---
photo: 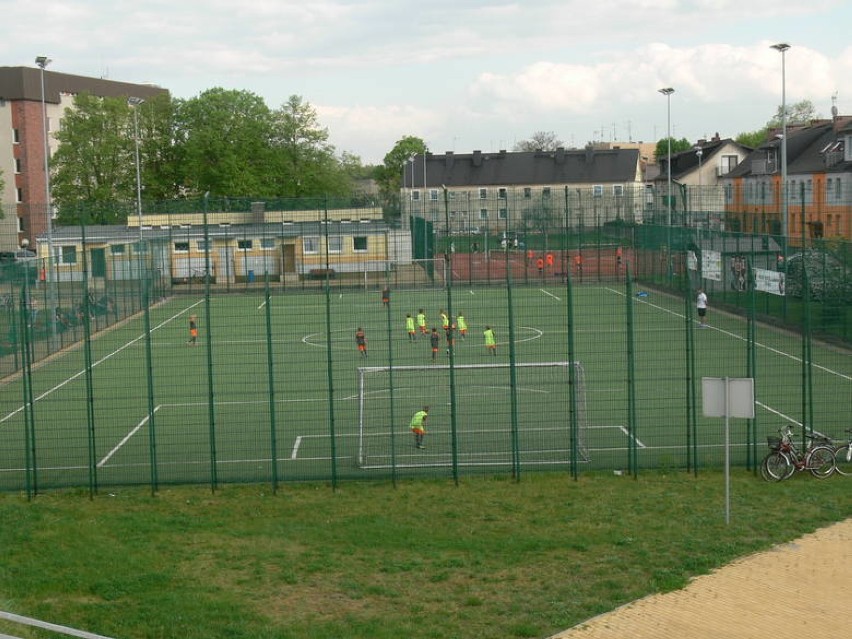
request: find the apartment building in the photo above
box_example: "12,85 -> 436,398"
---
0,65 -> 166,252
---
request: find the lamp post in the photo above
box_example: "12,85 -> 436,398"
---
694,146 -> 703,227
658,88 -> 675,227
128,97 -> 145,243
35,55 -> 57,342
771,43 -> 790,241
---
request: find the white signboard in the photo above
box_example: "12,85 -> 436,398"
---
701,377 -> 755,418
702,250 -> 722,281
754,268 -> 786,296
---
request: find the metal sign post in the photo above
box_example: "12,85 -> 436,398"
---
701,377 -> 755,524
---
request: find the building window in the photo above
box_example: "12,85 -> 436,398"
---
429,189 -> 439,201
479,209 -> 488,220
110,244 -> 125,255
12,129 -> 19,144
14,158 -> 22,173
835,177 -> 842,201
721,155 -> 739,174
174,241 -> 190,253
542,187 -> 551,199
197,240 -> 210,251
260,238 -> 275,250
411,190 -> 420,201
328,236 -> 342,254
60,246 -> 77,265
479,188 -> 487,199
17,217 -> 24,232
498,208 -> 507,220
613,184 -> 624,197
16,188 -> 23,203
303,236 -> 319,254
498,188 -> 507,199
353,236 -> 368,252
593,185 -> 604,198
523,187 -> 532,199
237,239 -> 253,250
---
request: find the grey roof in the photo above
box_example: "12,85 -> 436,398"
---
654,138 -> 750,182
408,148 -> 640,188
46,220 -> 392,243
725,118 -> 852,178
0,66 -> 167,104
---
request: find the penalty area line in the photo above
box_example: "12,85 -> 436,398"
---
539,288 -> 561,301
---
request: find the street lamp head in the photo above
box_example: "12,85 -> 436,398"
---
35,56 -> 51,69
770,43 -> 790,53
127,96 -> 145,107
658,87 -> 674,96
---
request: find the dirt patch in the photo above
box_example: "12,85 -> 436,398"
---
550,518 -> 852,639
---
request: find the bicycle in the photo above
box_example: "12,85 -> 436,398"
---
829,429 -> 852,477
760,425 -> 835,481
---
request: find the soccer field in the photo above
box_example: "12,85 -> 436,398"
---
1,283 -> 849,492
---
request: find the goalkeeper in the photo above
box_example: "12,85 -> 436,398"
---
409,406 -> 429,449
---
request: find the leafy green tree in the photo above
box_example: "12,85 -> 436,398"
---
50,92 -> 137,223
654,137 -> 693,162
173,88 -> 274,197
374,136 -> 428,219
768,99 -> 819,128
735,129 -> 767,148
269,95 -> 351,197
513,131 -> 565,152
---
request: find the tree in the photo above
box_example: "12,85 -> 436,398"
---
513,131 -> 565,152
654,137 -> 693,162
173,88 -> 274,198
375,136 -> 428,219
735,129 -> 767,148
50,92 -> 137,223
269,95 -> 349,197
768,99 -> 819,128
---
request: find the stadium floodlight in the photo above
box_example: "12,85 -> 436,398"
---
36,55 -> 57,343
771,43 -> 791,240
128,97 -> 145,242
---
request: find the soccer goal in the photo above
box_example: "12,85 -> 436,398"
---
356,361 -> 588,469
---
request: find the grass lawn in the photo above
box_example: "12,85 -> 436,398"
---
1,471 -> 850,639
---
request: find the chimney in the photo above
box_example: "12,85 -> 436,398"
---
472,150 -> 483,167
445,151 -> 454,170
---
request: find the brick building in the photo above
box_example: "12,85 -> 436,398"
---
0,64 -> 166,251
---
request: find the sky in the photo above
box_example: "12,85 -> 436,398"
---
5,0 -> 852,165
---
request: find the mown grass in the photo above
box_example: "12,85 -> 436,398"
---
1,471 -> 850,639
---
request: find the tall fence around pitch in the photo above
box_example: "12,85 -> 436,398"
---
0,194 -> 850,495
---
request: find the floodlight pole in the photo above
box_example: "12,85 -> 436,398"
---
36,55 -> 57,344
771,43 -> 791,242
659,87 -> 675,279
128,97 -> 145,243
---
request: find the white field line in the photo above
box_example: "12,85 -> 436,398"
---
99,405 -> 162,467
540,288 -> 561,301
0,301 -> 203,427
604,287 -> 851,382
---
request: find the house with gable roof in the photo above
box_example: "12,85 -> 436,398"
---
721,117 -> 852,242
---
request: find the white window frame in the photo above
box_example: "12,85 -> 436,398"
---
498,208 -> 507,220
328,236 -> 343,254
593,185 -> 604,198
429,189 -> 439,201
498,187 -> 507,199
303,236 -> 320,254
237,239 -> 253,251
479,209 -> 488,220
612,184 -> 624,197
479,188 -> 487,200
60,245 -> 77,265
110,244 -> 126,255
411,190 -> 420,201
173,241 -> 190,253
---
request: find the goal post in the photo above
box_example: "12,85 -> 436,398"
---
356,361 -> 588,468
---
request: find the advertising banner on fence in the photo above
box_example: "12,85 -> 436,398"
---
754,268 -> 786,296
702,250 -> 722,281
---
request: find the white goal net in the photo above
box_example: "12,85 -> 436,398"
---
356,361 -> 587,469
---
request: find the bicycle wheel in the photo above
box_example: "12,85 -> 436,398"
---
833,444 -> 852,476
807,446 -> 835,478
761,452 -> 790,481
